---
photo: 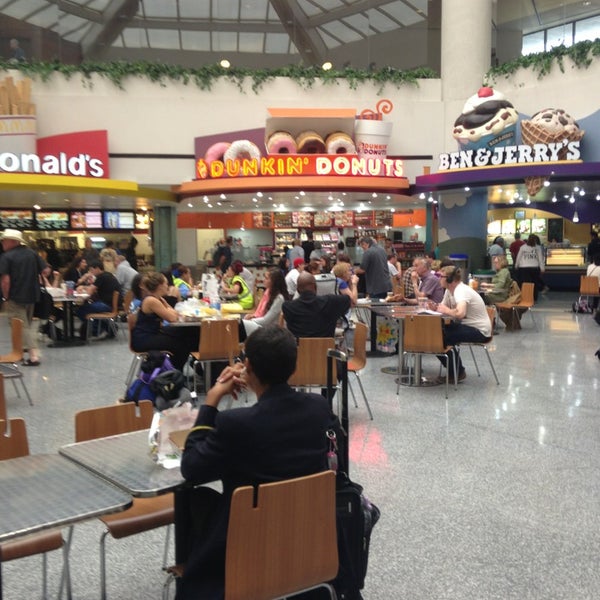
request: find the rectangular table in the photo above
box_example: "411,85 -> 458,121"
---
47,293 -> 89,348
60,429 -> 185,497
0,453 -> 132,599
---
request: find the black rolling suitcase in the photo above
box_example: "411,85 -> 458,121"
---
326,350 -> 380,600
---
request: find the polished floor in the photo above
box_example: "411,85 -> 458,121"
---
1,291 -> 599,599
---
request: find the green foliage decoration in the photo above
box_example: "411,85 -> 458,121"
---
485,38 -> 600,83
0,58 -> 438,93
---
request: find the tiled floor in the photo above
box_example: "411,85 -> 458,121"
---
2,291 -> 600,599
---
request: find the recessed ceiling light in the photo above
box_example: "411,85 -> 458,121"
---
220,59 -> 230,68
33,204 -> 40,210
256,191 -> 263,197
322,61 -> 333,71
220,194 -> 226,200
187,202 -> 193,208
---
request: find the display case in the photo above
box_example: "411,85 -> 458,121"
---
545,246 -> 586,268
393,242 -> 425,269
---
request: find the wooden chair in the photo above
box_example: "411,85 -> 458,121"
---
190,319 -> 240,392
85,290 -> 121,342
347,322 -> 374,420
74,401 -> 174,600
459,306 -> 500,385
0,318 -> 33,405
288,337 -> 336,391
224,471 -> 338,600
496,282 -> 536,330
578,275 -> 600,308
402,315 -> 457,398
0,418 -> 72,599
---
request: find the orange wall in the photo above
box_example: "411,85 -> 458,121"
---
393,209 -> 426,228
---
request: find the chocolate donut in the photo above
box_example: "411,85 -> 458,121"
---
296,130 -> 326,154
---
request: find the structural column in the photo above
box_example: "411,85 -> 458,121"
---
153,205 -> 177,271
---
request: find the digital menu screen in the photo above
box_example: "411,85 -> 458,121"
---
532,218 -> 547,234
501,219 -> 516,235
70,211 -> 103,229
36,211 -> 68,230
0,210 -> 34,229
102,211 -> 135,229
517,219 -> 531,235
487,220 -> 501,236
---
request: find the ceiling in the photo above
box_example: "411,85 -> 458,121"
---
1,0 -> 600,215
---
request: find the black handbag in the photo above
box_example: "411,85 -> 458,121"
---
33,285 -> 53,319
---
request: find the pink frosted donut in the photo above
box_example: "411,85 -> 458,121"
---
325,131 -> 356,154
204,142 -> 231,165
223,140 -> 261,162
266,131 -> 297,154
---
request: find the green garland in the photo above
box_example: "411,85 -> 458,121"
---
0,58 -> 437,93
485,38 -> 600,82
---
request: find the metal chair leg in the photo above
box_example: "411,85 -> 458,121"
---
467,345 -> 481,376
351,372 -> 373,420
99,530 -> 109,600
348,381 -> 359,408
483,346 -> 500,385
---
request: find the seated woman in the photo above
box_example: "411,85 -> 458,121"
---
131,271 -> 199,371
220,260 -> 254,310
481,254 -> 512,304
63,255 -> 93,287
172,265 -> 194,300
332,261 -> 359,307
241,268 -> 289,339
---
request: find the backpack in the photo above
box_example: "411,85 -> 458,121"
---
572,298 -> 593,314
125,352 -> 175,405
150,370 -> 186,402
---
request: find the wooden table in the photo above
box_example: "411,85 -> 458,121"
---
0,453 -> 132,599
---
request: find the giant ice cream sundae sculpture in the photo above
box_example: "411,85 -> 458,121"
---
452,87 -> 519,150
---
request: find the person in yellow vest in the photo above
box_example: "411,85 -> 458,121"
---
221,260 -> 254,309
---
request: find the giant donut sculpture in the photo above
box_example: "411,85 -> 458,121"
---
204,142 -> 231,165
223,139 -> 262,162
296,130 -> 326,154
325,131 -> 356,154
266,131 -> 297,154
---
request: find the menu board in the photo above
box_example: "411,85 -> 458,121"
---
70,211 -> 103,229
36,211 -> 68,230
354,211 -> 373,227
103,211 -> 135,230
273,213 -> 293,228
374,210 -> 393,227
337,211 -> 354,227
252,213 -> 272,228
531,218 -> 547,234
313,211 -> 332,227
501,219 -> 516,235
0,210 -> 33,229
135,212 -> 150,230
292,212 -> 312,227
487,220 -> 501,236
517,219 -> 531,235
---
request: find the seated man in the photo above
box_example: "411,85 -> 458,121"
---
282,272 -> 350,338
429,265 -> 492,382
405,257 -> 444,305
76,259 -> 122,339
178,326 -> 344,599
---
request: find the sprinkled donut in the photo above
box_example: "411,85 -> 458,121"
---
296,130 -> 326,154
266,131 -> 297,154
325,131 -> 356,154
204,142 -> 231,165
223,140 -> 262,162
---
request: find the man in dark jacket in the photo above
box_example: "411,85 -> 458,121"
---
178,326 -> 343,599
282,272 -> 350,338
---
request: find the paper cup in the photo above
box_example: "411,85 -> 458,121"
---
354,119 -> 393,159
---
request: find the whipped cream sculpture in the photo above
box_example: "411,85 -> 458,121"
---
521,109 -> 585,196
452,87 -> 519,150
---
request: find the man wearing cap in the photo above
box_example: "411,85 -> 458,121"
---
0,229 -> 46,366
285,257 -> 305,297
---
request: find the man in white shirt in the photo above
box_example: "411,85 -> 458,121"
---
114,254 -> 138,293
429,265 -> 492,383
285,257 -> 304,297
387,254 -> 401,281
